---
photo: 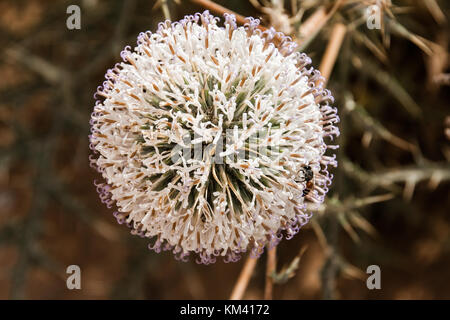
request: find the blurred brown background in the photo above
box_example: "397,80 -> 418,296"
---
0,0 -> 449,299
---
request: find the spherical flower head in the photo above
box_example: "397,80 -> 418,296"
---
89,11 -> 339,264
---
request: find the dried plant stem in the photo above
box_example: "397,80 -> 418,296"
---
424,0 -> 446,25
5,46 -> 66,85
319,23 -> 347,82
161,0 -> 171,21
264,246 -> 277,300
298,7 -> 327,40
297,0 -> 345,48
229,256 -> 258,300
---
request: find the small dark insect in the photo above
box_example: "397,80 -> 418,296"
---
301,166 -> 314,197
302,165 -> 314,182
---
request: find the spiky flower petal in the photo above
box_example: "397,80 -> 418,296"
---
89,11 -> 339,264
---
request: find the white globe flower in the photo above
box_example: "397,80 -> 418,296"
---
89,11 -> 339,264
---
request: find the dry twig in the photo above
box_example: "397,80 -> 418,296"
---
229,256 -> 258,300
264,247 -> 277,300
